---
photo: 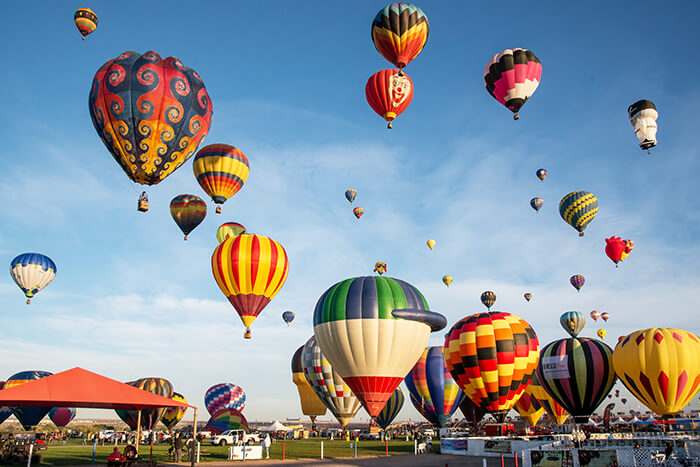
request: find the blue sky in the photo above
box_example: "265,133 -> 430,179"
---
0,1 -> 698,425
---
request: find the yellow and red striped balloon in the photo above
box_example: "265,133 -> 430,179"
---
212,234 -> 289,339
74,8 -> 97,39
193,144 -> 250,214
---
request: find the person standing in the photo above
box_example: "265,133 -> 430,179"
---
262,434 -> 271,459
174,433 -> 184,463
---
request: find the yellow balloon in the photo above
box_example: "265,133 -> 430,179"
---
597,329 -> 607,339
426,239 -> 436,250
442,275 -> 453,287
291,346 -> 326,420
613,328 -> 700,417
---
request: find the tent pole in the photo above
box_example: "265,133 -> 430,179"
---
191,408 -> 198,466
136,410 -> 142,456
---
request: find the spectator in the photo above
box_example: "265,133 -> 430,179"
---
173,433 -> 184,463
262,434 -> 271,459
426,435 -> 433,453
664,443 -> 673,462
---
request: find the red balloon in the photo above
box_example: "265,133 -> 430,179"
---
365,69 -> 414,129
605,237 -> 626,266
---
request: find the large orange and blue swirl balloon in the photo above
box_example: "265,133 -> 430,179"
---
405,346 -> 465,427
10,253 -> 56,304
170,194 -> 207,240
89,51 -> 212,187
193,144 -> 249,213
376,387 -> 404,430
74,8 -> 97,40
5,371 -> 54,430
371,3 -> 429,69
559,191 -> 598,236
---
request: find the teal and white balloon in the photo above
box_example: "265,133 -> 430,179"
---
560,311 -> 585,338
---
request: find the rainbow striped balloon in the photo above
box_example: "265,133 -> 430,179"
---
205,407 -> 248,435
74,8 -> 97,39
376,387 -> 404,429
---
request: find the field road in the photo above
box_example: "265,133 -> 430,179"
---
149,454 -> 520,466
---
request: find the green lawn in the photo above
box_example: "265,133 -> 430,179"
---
33,439 -> 417,465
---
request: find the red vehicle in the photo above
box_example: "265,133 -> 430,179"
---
484,424 -> 514,436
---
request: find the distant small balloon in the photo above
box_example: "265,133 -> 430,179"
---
373,262 -> 387,275
560,311 -> 585,338
570,275 -> 585,292
442,275 -> 453,287
600,312 -> 610,322
590,310 -> 600,322
530,197 -> 544,212
536,169 -> 547,181
480,291 -> 496,311
345,189 -> 357,203
426,239 -> 435,250
524,293 -> 532,302
597,329 -> 607,339
353,207 -> 364,219
282,311 -> 295,326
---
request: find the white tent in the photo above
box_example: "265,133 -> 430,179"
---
611,417 -> 627,425
262,421 -> 291,432
630,416 -> 641,424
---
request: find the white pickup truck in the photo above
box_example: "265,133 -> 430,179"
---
210,430 -> 260,446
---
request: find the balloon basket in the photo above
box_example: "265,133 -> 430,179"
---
26,299 -> 31,305
138,200 -> 149,212
387,122 -> 393,129
216,206 -> 222,214
244,329 -> 252,339
184,236 -> 188,241
579,232 -> 584,237
513,114 -> 520,120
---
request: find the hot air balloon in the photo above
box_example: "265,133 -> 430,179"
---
282,311 -> 295,326
366,69 -> 414,129
115,378 -> 173,430
570,275 -> 585,292
371,3 -> 429,69
442,275 -> 452,287
301,336 -> 362,427
89,51 -> 212,207
524,293 -> 532,302
537,338 -> 616,423
559,191 -> 598,237
426,239 -> 435,250
527,373 -> 569,425
212,234 -> 289,339
484,48 -> 542,120
291,346 -> 327,426
613,328 -> 700,417
49,407 -> 77,428
405,346 -> 465,428
313,276 -> 447,417
353,207 -> 364,219
5,371 -> 54,430
374,262 -> 387,275
560,311 -> 585,338
601,312 -> 610,322
590,310 -> 601,322
216,222 -> 247,244
514,380 -> 545,427
459,396 -> 487,431
204,383 -> 246,416
530,197 -> 543,212
536,169 -> 547,182
605,237 -> 628,267
205,407 -> 248,435
622,239 -> 635,261
345,189 -> 357,203
480,291 -> 496,311
376,387 -> 404,430
597,329 -> 607,339
74,8 -> 97,39
10,253 -> 57,304
615,389 -> 620,398
170,194 -> 206,240
193,144 -> 249,214
628,100 -> 658,153
444,312 -> 540,421
0,383 -> 12,426
160,393 -> 187,430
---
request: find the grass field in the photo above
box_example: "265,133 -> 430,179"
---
32,439 -> 419,465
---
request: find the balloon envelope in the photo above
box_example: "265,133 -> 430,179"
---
530,197 -> 543,212
193,144 -> 249,208
570,275 -> 585,292
291,346 -> 327,419
205,407 -> 248,435
170,194 -> 206,240
0,382 -> 11,426
160,393 -> 187,430
216,223 -> 247,244
366,69 -> 414,128
536,169 -> 547,181
376,387 -> 404,430
524,293 -> 532,302
442,275 -> 452,287
345,189 -> 357,203
484,48 -> 542,119
49,407 -> 76,428
373,262 -> 387,275
527,373 -> 569,425
426,239 -> 435,250
371,3 -> 429,68
282,311 -> 295,325
204,383 -> 246,416
560,311 -> 586,338
628,100 -> 658,151
480,291 -> 496,310
559,191 -> 598,236
115,378 -> 173,430
353,207 -> 364,219
74,8 -> 97,38
514,381 -> 545,427
5,371 -> 54,430
10,253 -> 56,303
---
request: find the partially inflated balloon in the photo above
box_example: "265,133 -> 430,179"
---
371,3 -> 429,69
536,169 -> 547,182
193,144 -> 249,214
170,194 -> 206,240
570,275 -> 585,292
459,396 -> 486,430
514,380 -> 545,427
89,51 -> 212,187
442,275 -> 452,287
216,222 -> 247,244
160,393 -> 187,430
405,346 -> 465,427
366,69 -> 414,128
628,100 -> 658,153
530,197 -> 543,212
376,387 -> 404,430
115,378 -> 173,430
597,329 -> 607,339
204,383 -> 246,416
480,291 -> 496,311
537,338 -> 616,423
426,239 -> 435,250
484,48 -> 542,120
205,407 -> 248,435
291,346 -> 327,421
345,189 -> 357,203
353,207 -> 364,219
282,311 -> 295,326
613,328 -> 700,417
373,262 -> 387,275
301,336 -> 362,427
5,371 -> 53,430
527,373 -> 569,425
313,276 -> 447,416
559,191 -> 598,237
212,234 -> 289,339
524,293 -> 532,302
444,312 -> 540,421
10,253 -> 57,304
560,311 -> 585,338
74,8 -> 97,39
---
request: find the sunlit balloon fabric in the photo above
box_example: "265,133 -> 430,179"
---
537,337 -> 616,423
205,407 -> 249,435
536,169 -> 547,182
313,276 -> 446,417
291,346 -> 327,421
404,346 -> 465,427
590,310 -> 601,322
170,194 -> 206,240
628,100 -> 658,153
366,69 -> 414,128
204,383 -> 246,416
613,328 -> 700,417
514,380 -> 544,427
376,387 -> 404,429
480,291 -> 496,311
371,3 -> 429,69
216,222 -> 247,244
193,144 -> 249,213
74,8 -> 97,39
570,274 -> 585,292
10,253 -> 56,304
89,51 -> 212,186
345,189 -> 357,203
212,234 -> 289,338
601,312 -> 610,322
160,393 -> 187,430
484,48 -> 542,120
5,371 -> 54,430
527,373 -> 569,425
442,275 -> 452,287
301,336 -> 361,427
49,407 -> 76,428
560,311 -> 585,338
606,236 -> 634,267
353,207 -> 364,219
530,197 -> 543,212
559,191 -> 598,236
524,293 -> 532,302
426,239 -> 435,250
444,312 -> 540,420
374,262 -> 387,275
597,329 -> 607,339
115,378 -> 173,430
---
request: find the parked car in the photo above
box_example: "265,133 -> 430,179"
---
358,431 -> 380,440
210,430 -> 260,446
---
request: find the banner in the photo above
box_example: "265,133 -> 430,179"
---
484,440 -> 511,453
440,438 -> 467,455
530,450 -> 573,467
577,449 -> 618,467
541,355 -> 570,379
229,445 -> 263,460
